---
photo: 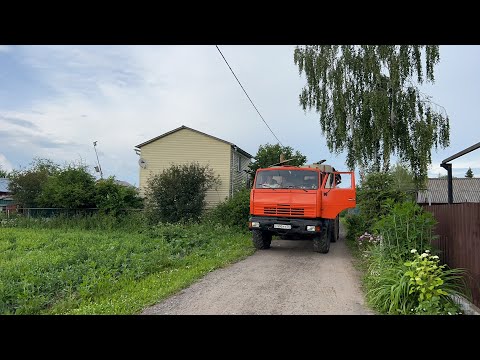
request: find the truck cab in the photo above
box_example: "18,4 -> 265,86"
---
248,164 -> 356,253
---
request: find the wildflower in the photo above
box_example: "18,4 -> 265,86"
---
411,249 -> 417,253
432,255 -> 439,259
425,250 -> 430,253
421,253 -> 428,258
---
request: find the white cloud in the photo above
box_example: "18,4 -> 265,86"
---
4,45 -> 318,185
5,45 -> 480,186
0,154 -> 13,172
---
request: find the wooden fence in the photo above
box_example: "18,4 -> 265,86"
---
422,203 -> 480,307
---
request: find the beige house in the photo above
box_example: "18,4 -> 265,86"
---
135,125 -> 253,207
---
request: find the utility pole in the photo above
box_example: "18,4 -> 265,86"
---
93,141 -> 103,179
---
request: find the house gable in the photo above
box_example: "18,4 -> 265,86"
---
137,127 -> 233,207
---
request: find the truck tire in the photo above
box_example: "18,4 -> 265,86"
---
252,230 -> 272,249
313,224 -> 330,253
331,217 -> 339,243
336,216 -> 340,242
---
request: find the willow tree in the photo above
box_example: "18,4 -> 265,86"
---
294,45 -> 450,186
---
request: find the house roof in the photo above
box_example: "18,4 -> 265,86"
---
0,178 -> 10,193
114,180 -> 135,188
135,125 -> 253,159
417,178 -> 480,204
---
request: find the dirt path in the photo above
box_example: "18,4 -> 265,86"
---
142,223 -> 374,315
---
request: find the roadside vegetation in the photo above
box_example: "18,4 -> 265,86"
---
1,160 -> 253,315
345,164 -> 470,315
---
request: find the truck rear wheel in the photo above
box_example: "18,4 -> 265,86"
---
252,230 -> 272,249
331,217 -> 339,243
313,224 -> 330,253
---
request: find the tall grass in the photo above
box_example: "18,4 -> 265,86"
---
1,211 -> 146,232
0,220 -> 253,314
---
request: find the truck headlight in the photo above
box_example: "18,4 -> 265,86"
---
251,222 -> 260,228
306,225 -> 316,232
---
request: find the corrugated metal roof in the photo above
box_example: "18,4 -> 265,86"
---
417,178 -> 480,204
0,178 -> 10,193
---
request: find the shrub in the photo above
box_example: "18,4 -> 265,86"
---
144,162 -> 220,224
204,188 -> 250,229
373,201 -> 436,261
37,164 -> 96,209
345,212 -> 371,243
357,172 -> 407,231
405,249 -> 466,315
8,158 -> 60,208
345,171 -> 407,244
94,177 -> 143,215
363,245 -> 467,315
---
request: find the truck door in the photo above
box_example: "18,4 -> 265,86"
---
320,172 -> 356,219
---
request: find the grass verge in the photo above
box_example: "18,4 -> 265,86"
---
0,223 -> 254,314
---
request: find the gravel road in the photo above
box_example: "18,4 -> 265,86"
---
142,223 -> 374,315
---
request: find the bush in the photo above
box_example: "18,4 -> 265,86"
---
373,201 -> 436,261
345,212 -> 369,243
8,158 -> 60,208
405,249 -> 466,315
364,246 -> 466,315
94,177 -> 143,215
204,188 -> 250,229
38,164 -> 96,209
345,171 -> 407,244
357,172 -> 407,231
144,162 -> 220,224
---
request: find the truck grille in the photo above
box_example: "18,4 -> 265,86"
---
264,206 -> 305,216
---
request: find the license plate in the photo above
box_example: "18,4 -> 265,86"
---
274,224 -> 291,229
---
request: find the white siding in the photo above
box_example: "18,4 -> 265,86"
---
230,148 -> 252,195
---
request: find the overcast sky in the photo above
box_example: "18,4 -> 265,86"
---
0,45 -> 479,185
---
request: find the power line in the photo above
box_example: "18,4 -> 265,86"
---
215,45 -> 283,146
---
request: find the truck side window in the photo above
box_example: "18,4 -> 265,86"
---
324,174 -> 334,189
335,173 -> 352,189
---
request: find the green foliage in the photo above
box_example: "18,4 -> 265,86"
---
0,165 -> 9,178
0,222 -> 253,314
247,143 -> 307,181
373,201 -> 436,261
346,171 -> 406,243
8,158 -> 60,207
390,162 -> 418,197
364,248 -> 416,314
144,162 -> 221,224
465,167 -> 474,178
294,45 -> 449,184
362,246 -> 466,315
1,211 -> 147,232
204,188 -> 250,229
37,164 -> 96,209
94,177 -> 143,215
404,249 -> 466,315
345,213 -> 367,243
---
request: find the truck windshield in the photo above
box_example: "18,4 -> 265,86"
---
255,170 -> 319,190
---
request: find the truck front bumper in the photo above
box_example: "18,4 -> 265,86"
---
248,216 -> 323,236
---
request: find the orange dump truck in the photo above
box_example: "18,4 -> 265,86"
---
248,163 -> 356,253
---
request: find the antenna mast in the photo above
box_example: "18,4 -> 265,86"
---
93,141 -> 103,179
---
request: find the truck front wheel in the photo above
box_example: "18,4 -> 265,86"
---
252,230 -> 272,250
313,224 -> 330,253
